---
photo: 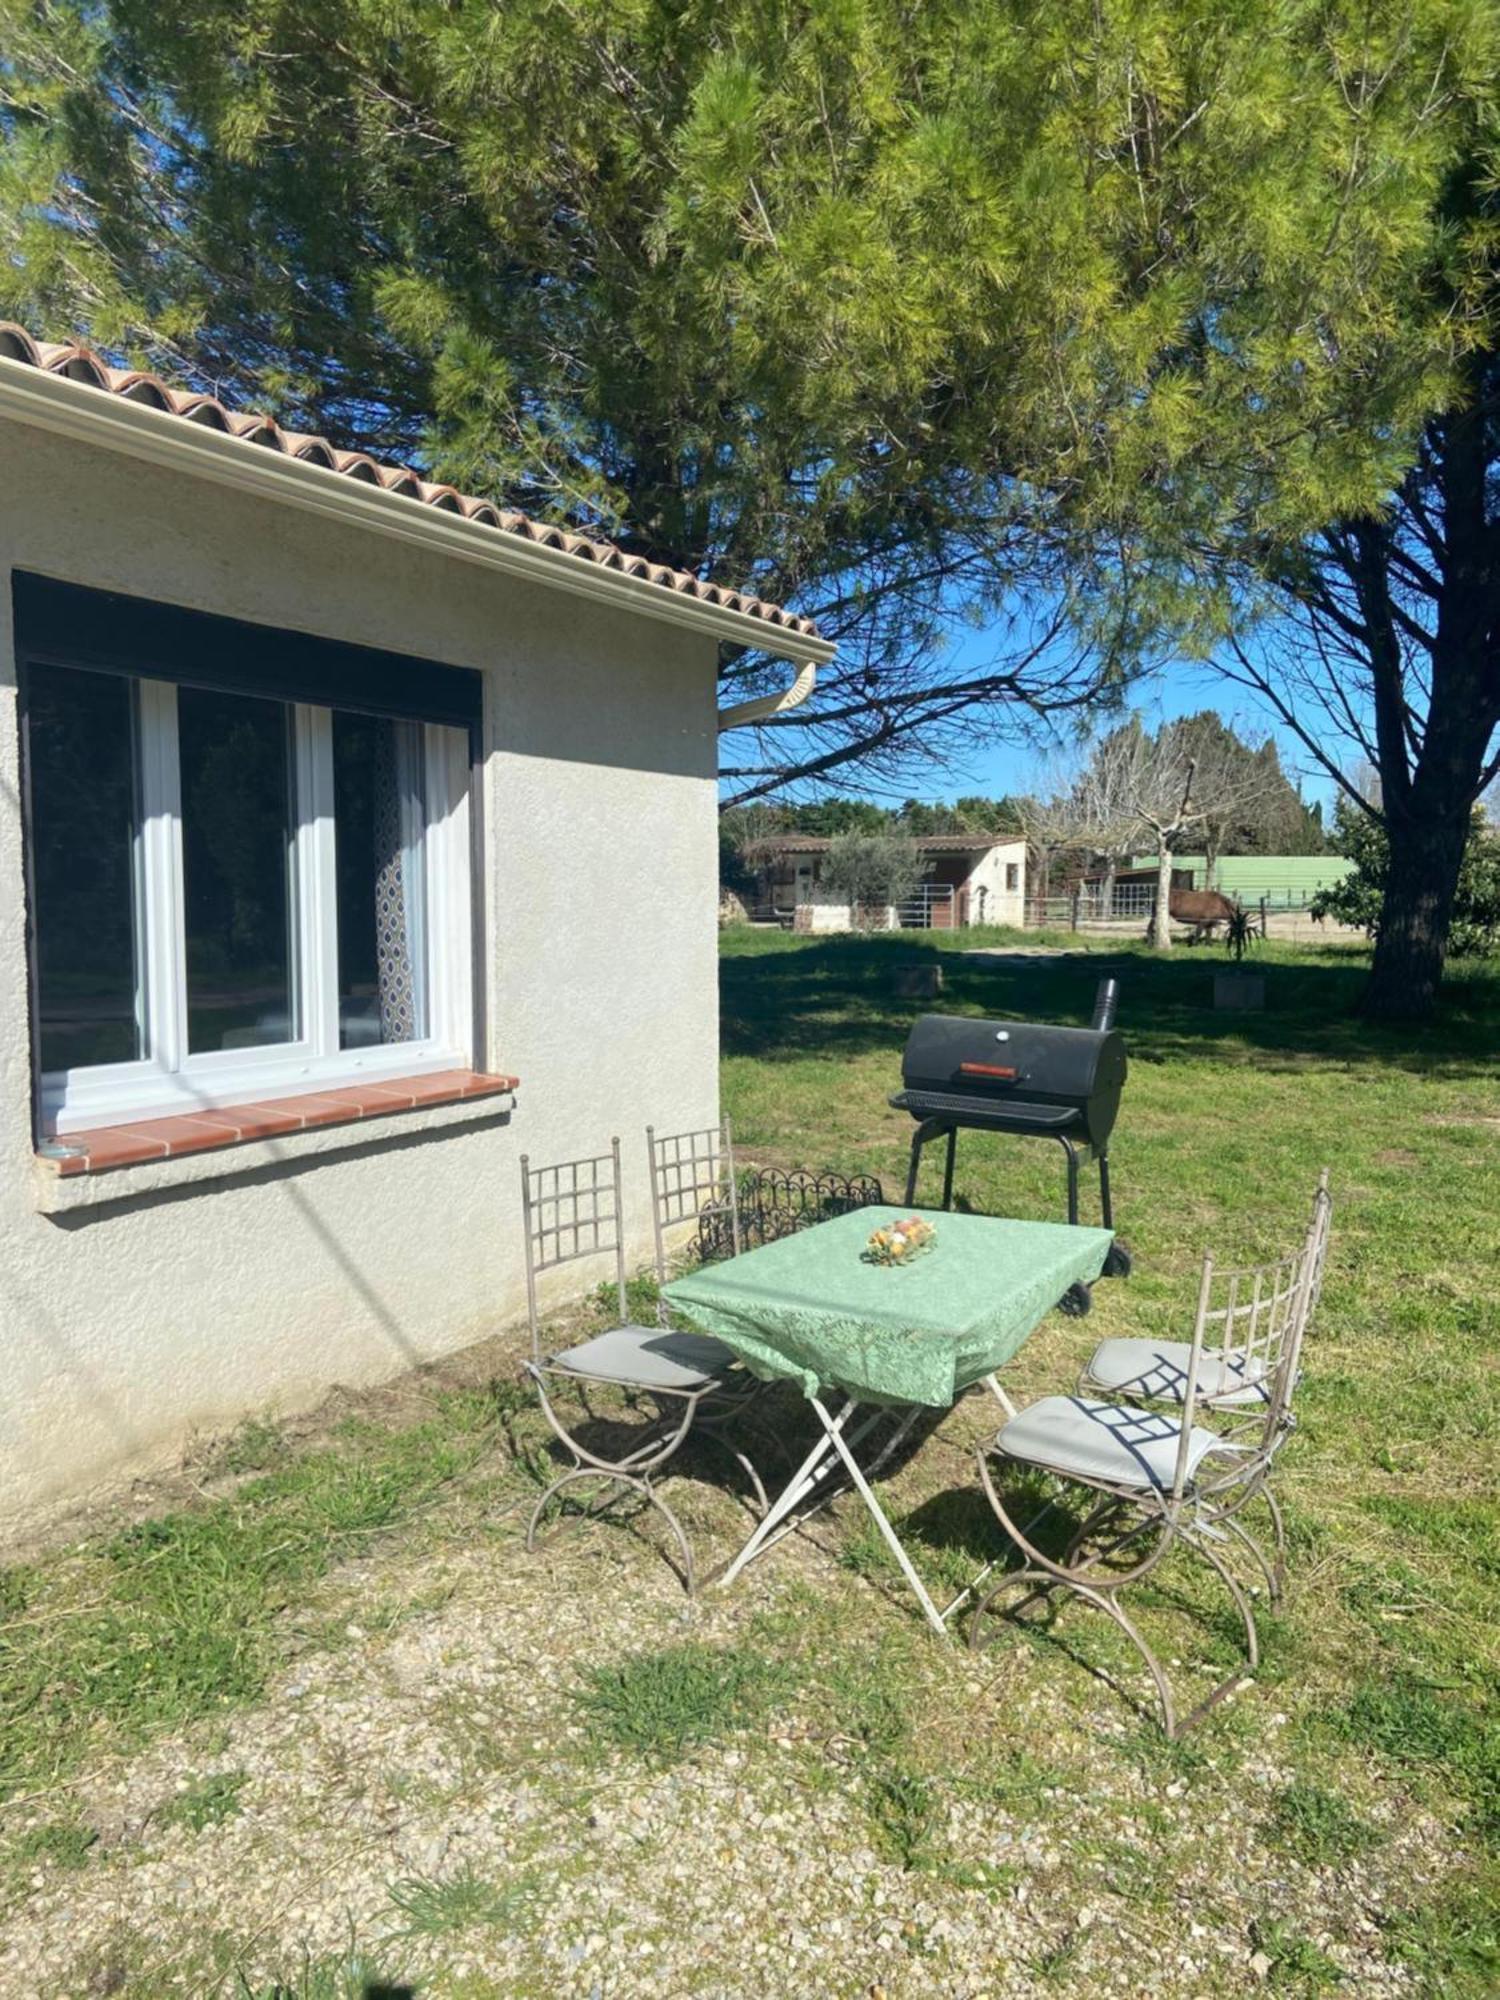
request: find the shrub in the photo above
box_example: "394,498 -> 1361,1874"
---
820,834 -> 930,927
1312,802 -> 1500,956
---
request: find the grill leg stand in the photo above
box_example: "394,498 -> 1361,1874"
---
942,1128 -> 957,1211
903,1131 -> 922,1206
1098,1149 -> 1114,1230
1060,1137 -> 1081,1226
903,1118 -> 948,1208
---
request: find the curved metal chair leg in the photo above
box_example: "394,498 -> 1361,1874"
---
1213,1509 -> 1282,1605
1263,1485 -> 1289,1596
525,1467 -> 636,1552
976,1448 -> 1174,1589
1198,1475 -> 1288,1604
528,1365 -> 699,1477
1183,1527 -> 1260,1671
527,1467 -> 696,1595
1171,1526 -> 1260,1732
693,1422 -> 770,1518
969,1567 -> 1178,1740
973,1452 -> 1264,1738
1062,1495 -> 1131,1569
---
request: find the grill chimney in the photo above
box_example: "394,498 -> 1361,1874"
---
1090,977 -> 1120,1034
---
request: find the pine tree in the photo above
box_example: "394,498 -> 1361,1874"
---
2,0 -> 1490,803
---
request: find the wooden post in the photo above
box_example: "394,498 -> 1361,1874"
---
1071,885 -> 1082,931
1259,895 -> 1269,938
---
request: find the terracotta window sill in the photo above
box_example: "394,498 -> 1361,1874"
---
38,1069 -> 519,1178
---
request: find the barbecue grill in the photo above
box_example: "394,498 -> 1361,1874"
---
889,978 -> 1131,1310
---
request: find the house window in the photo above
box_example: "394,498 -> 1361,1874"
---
1005,863 -> 1019,891
23,655 -> 475,1138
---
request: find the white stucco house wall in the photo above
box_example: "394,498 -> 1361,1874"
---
0,325 -> 830,1531
750,833 -> 1026,931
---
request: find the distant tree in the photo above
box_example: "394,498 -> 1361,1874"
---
1168,713 -> 1326,877
951,795 -> 1025,835
786,799 -> 888,837
719,800 -> 791,851
1314,801 -> 1500,959
718,817 -> 759,902
1064,732 -> 1150,915
893,801 -> 942,837
820,835 -> 930,929
1068,720 -> 1290,947
1012,757 -> 1109,914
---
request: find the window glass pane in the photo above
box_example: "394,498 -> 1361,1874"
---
332,712 -> 427,1049
27,663 -> 144,1071
179,686 -> 295,1054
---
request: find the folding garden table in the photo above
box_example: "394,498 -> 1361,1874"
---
662,1205 -> 1113,1635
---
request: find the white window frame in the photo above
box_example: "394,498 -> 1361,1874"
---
38,672 -> 474,1137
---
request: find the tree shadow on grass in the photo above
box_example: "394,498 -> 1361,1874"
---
720,933 -> 1498,1079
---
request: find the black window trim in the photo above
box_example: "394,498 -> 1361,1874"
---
13,572 -> 484,731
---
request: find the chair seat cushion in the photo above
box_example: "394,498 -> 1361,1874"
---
1084,1337 -> 1270,1408
546,1325 -> 734,1392
997,1395 -> 1227,1493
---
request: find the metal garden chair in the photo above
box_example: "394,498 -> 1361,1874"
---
1076,1172 -> 1332,1601
521,1138 -> 766,1594
646,1119 -> 742,1271
968,1221 -> 1321,1738
1078,1171 -> 1331,1421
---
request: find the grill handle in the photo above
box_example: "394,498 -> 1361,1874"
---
1090,976 -> 1120,1033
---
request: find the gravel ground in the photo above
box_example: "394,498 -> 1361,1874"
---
0,1383 -> 1469,2000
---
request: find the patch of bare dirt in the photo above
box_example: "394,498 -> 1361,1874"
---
0,1321 -> 536,1568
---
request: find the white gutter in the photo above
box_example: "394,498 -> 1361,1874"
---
715,657 -> 817,732
0,359 -> 835,670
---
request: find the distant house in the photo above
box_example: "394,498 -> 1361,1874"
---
0,323 -> 831,1528
745,833 -> 1027,931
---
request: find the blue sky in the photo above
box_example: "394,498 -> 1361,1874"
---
934,653 -> 1335,809
790,610 -> 1342,813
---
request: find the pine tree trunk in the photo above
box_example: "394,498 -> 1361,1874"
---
1355,353 -> 1500,1021
1361,807 -> 1471,1021
1148,846 -> 1174,949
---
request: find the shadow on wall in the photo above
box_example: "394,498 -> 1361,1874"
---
15,1109 -> 514,1486
719,933 -> 1499,1080
0,1271 -> 151,1460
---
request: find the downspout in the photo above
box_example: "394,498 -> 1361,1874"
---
716,658 -> 817,731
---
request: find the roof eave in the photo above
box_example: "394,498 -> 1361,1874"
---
0,360 -> 836,668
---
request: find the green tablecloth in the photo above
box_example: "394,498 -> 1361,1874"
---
663,1206 -> 1113,1408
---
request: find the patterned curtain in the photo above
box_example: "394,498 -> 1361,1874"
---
372,722 -> 421,1042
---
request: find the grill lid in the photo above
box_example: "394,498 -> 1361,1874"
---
891,1012 -> 1127,1150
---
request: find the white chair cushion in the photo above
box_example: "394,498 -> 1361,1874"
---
1083,1337 -> 1270,1408
997,1395 -> 1228,1493
545,1324 -> 734,1392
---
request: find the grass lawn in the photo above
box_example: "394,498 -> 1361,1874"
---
0,927 -> 1496,1997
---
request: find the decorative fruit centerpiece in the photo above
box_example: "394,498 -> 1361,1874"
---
864,1216 -> 937,1266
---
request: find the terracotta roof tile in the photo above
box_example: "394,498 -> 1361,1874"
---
0,322 -> 820,641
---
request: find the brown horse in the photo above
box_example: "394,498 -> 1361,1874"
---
1164,886 -> 1238,943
